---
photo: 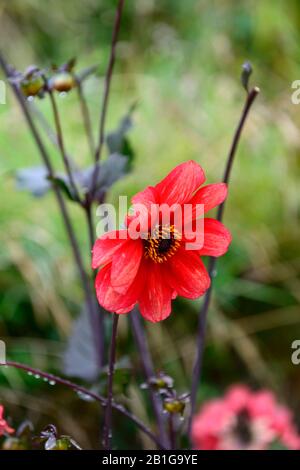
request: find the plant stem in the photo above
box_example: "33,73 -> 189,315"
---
48,89 -> 81,203
187,86 -> 260,440
1,361 -> 164,449
0,52 -> 104,370
103,314 -> 119,450
76,81 -> 96,159
90,0 -> 125,199
29,101 -> 59,147
130,307 -> 170,449
168,414 -> 176,450
31,76 -> 105,367
84,203 -> 106,365
85,203 -> 96,253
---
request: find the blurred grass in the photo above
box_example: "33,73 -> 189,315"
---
0,0 -> 300,448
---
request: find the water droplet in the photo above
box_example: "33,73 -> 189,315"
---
43,377 -> 49,382
59,92 -> 67,99
49,380 -> 56,386
34,374 -> 40,379
76,391 -> 95,402
27,371 -> 33,376
27,96 -> 34,102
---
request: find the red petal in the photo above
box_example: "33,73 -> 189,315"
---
95,263 -> 144,314
131,185 -> 158,208
111,239 -> 143,294
198,218 -> 232,257
188,183 -> 227,217
92,230 -> 128,269
154,160 -> 206,206
138,261 -> 172,322
127,186 -> 159,233
165,247 -> 211,299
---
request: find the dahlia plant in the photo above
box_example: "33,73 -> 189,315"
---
2,0 -> 295,453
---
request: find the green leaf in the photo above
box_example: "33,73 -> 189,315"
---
82,153 -> 129,203
47,175 -> 78,202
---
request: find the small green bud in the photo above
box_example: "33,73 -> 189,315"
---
20,70 -> 44,97
163,399 -> 186,415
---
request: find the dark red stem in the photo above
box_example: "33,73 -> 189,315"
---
187,87 -> 260,440
103,313 -> 119,450
1,361 -> 163,449
90,0 -> 125,199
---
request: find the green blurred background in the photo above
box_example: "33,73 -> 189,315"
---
0,0 -> 300,449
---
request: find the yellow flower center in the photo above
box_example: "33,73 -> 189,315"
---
144,225 -> 181,264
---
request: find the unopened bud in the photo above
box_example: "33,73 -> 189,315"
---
163,398 -> 186,415
20,69 -> 44,97
49,72 -> 76,92
241,61 -> 252,92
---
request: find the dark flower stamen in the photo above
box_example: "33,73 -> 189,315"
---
144,224 -> 181,263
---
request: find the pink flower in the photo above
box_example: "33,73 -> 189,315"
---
192,385 -> 300,450
0,405 -> 14,436
92,161 -> 231,322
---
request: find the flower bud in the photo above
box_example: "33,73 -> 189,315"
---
163,398 -> 186,415
241,61 -> 252,92
50,437 -> 71,450
148,372 -> 174,392
20,67 -> 45,97
49,72 -> 76,92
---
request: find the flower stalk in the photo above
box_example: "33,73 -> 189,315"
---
103,313 -> 120,450
168,414 -> 176,450
48,88 -> 81,203
90,0 -> 125,199
76,80 -> 96,160
187,85 -> 260,440
130,308 -> 170,449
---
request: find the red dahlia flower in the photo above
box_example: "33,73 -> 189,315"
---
0,405 -> 14,436
192,385 -> 300,450
92,160 -> 231,322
